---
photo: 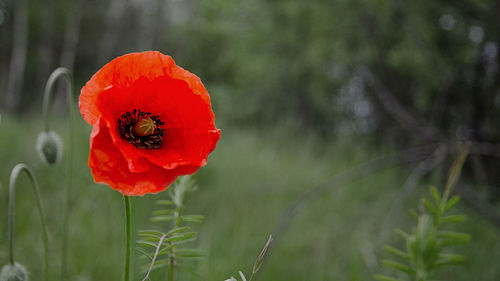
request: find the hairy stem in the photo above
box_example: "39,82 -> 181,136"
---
41,67 -> 76,280
9,164 -> 50,281
123,195 -> 132,281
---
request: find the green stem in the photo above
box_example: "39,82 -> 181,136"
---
168,205 -> 182,281
168,257 -> 174,281
123,195 -> 132,281
41,67 -> 75,280
8,164 -> 50,281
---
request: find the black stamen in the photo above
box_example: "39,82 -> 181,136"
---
118,109 -> 165,149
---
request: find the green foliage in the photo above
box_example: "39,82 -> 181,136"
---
137,176 -> 204,280
1,119 -> 499,280
376,150 -> 470,281
376,189 -> 469,281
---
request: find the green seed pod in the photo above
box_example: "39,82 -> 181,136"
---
0,263 -> 29,281
36,131 -> 63,165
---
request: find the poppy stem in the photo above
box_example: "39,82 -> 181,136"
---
123,195 -> 132,281
41,67 -> 76,281
8,164 -> 50,281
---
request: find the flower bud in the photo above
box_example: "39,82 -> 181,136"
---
0,263 -> 29,281
36,131 -> 63,165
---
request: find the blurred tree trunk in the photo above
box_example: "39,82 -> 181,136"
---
36,0 -> 55,96
5,0 -> 28,113
154,0 -> 170,47
51,0 -> 83,112
60,0 -> 84,73
96,0 -> 128,66
136,0 -> 167,50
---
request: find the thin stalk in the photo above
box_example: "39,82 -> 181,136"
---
8,164 -> 50,281
167,254 -> 174,281
41,67 -> 75,280
142,234 -> 167,281
123,195 -> 132,281
442,145 -> 470,205
168,206 -> 182,281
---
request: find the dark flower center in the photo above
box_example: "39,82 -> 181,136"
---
118,109 -> 165,149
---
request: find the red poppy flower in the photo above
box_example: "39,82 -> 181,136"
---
79,51 -> 220,195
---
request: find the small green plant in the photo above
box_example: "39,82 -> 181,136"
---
225,235 -> 273,281
137,176 -> 204,281
375,148 -> 470,281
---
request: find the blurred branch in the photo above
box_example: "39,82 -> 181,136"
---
5,0 -> 28,112
379,145 -> 448,242
358,66 -> 437,140
455,184 -> 500,230
471,154 -> 489,190
468,141 -> 500,157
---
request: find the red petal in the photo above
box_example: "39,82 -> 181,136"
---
97,76 -> 220,171
80,51 -> 209,126
88,119 -> 199,196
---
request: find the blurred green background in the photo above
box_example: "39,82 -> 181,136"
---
1,0 -> 500,280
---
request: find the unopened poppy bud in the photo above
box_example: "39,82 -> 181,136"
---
0,263 -> 29,281
36,131 -> 63,165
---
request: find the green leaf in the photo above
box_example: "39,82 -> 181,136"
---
157,244 -> 177,256
136,247 -> 153,260
435,253 -> 466,267
153,209 -> 175,216
430,186 -> 441,205
138,230 -> 163,237
422,198 -> 436,215
438,231 -> 470,245
156,200 -> 174,205
164,232 -> 197,243
381,260 -> 415,274
150,258 -> 170,270
374,274 -> 404,281
181,215 -> 204,223
440,215 -> 466,224
383,245 -> 410,259
167,226 -> 190,235
409,209 -> 418,221
444,196 -> 460,212
395,228 -> 410,239
151,215 -> 174,222
139,237 -> 161,243
137,240 -> 159,248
